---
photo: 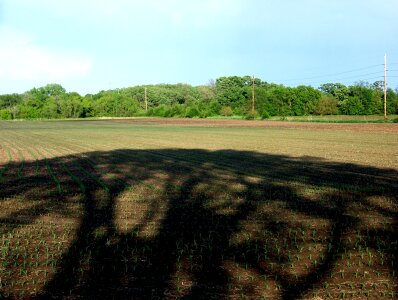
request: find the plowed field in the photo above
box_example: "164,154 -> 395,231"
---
0,119 -> 397,299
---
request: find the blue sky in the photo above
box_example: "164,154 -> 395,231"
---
0,0 -> 397,95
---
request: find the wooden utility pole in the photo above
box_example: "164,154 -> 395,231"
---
251,76 -> 255,114
384,54 -> 387,119
144,87 -> 148,112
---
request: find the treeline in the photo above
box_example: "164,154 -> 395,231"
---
1,76 -> 398,120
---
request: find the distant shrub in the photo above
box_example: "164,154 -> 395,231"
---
261,111 -> 270,120
169,105 -> 185,117
340,96 -> 364,115
146,108 -> 154,116
220,106 -> 233,117
185,107 -> 200,118
315,96 -> 339,115
147,105 -> 169,117
245,110 -> 258,120
0,109 -> 12,120
208,101 -> 221,115
232,106 -> 244,116
163,108 -> 173,117
133,110 -> 148,117
16,105 -> 41,119
392,117 -> 398,123
199,109 -> 210,118
153,105 -> 167,117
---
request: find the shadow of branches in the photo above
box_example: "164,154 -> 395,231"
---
0,149 -> 397,299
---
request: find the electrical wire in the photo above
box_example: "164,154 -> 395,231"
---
319,71 -> 383,81
282,74 -> 383,86
261,59 -> 398,87
269,64 -> 382,82
290,75 -> 384,88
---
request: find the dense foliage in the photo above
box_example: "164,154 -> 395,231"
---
1,78 -> 397,120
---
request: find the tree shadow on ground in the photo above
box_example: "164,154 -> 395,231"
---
0,149 -> 397,299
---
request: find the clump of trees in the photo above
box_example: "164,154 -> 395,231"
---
1,78 -> 397,120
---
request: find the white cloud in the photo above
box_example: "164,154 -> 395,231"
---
0,27 -> 92,81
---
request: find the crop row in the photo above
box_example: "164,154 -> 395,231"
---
1,128 -> 397,299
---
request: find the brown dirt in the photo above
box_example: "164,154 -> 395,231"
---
114,118 -> 398,133
1,120 -> 397,299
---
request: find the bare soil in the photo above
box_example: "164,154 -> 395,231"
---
114,118 -> 398,133
1,120 -> 397,299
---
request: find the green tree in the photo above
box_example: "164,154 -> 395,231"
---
220,106 -> 233,116
349,82 -> 374,115
314,95 -> 339,115
340,96 -> 364,115
291,85 -> 321,115
116,96 -> 140,117
370,81 -> 384,114
81,97 -> 94,118
59,93 -> 83,118
196,85 -> 216,102
319,83 -> 349,113
38,83 -> 66,97
216,76 -> 250,107
0,94 -> 22,109
266,85 -> 294,116
41,97 -> 60,119
0,109 -> 12,120
185,106 -> 200,118
16,104 -> 41,119
386,88 -> 398,114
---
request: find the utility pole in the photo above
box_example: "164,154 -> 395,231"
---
144,87 -> 148,112
252,76 -> 255,114
384,54 -> 387,119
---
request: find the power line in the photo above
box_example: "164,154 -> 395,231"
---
291,74 -> 384,87
263,57 -> 398,88
285,73 -> 384,87
269,64 -> 382,82
353,76 -> 384,82
324,71 -> 383,81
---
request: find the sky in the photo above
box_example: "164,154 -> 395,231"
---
0,0 -> 397,95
